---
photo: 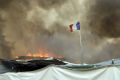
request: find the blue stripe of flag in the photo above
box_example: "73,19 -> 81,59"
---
76,21 -> 80,30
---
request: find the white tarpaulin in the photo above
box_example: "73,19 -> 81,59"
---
0,65 -> 120,80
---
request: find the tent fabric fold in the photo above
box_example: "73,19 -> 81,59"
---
0,65 -> 120,80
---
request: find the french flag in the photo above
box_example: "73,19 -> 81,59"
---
69,21 -> 80,32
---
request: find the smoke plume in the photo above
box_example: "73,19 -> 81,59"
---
89,0 -> 120,38
0,0 -> 120,63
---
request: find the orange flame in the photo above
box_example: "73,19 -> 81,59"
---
27,52 -> 49,58
14,49 -> 63,59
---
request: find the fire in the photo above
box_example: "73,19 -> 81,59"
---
14,49 -> 63,59
27,52 -> 49,58
26,52 -> 63,59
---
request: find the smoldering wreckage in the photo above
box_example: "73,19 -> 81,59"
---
0,0 -> 120,80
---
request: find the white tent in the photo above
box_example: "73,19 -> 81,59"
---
0,65 -> 120,80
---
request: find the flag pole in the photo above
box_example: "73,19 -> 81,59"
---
78,28 -> 83,64
79,30 -> 82,47
70,0 -> 84,63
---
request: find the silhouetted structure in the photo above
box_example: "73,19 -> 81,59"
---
1,58 -> 66,72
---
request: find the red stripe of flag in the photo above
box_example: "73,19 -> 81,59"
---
69,24 -> 73,32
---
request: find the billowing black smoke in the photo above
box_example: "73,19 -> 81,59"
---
89,0 -> 120,38
0,16 -> 12,59
0,0 -> 71,59
0,0 -> 120,63
38,0 -> 68,9
0,0 -> 12,9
